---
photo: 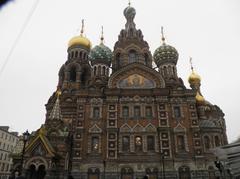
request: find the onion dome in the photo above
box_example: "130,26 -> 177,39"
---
153,27 -> 179,67
188,58 -> 201,85
89,27 -> 112,66
188,71 -> 201,85
124,3 -> 136,21
196,91 -> 205,105
68,20 -> 91,49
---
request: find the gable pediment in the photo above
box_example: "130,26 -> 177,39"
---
174,123 -> 186,133
25,134 -> 55,157
120,124 -> 132,133
145,123 -> 157,132
89,124 -> 102,133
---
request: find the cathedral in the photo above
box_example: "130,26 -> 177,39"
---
17,3 -> 228,179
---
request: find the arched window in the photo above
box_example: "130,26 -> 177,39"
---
102,66 -> 106,76
129,50 -> 137,63
83,53 -> 86,59
177,135 -> 185,152
215,136 -> 220,147
145,106 -> 152,118
178,166 -> 191,179
172,66 -> 176,76
71,51 -> 74,58
135,136 -> 142,152
144,53 -> 148,65
168,66 -> 172,76
69,67 -> 76,82
116,53 -> 120,68
122,106 -> 129,118
147,136 -> 155,151
204,136 -> 211,150
91,136 -> 99,152
93,107 -> 100,119
97,66 -> 101,76
94,66 -> 97,76
79,51 -> 82,59
121,168 -> 133,179
75,51 -> 78,58
122,136 -> 130,152
134,106 -> 141,119
88,168 -> 100,179
163,66 -> 167,76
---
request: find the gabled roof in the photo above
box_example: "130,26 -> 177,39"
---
25,126 -> 55,157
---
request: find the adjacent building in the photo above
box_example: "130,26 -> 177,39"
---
0,126 -> 18,179
12,3 -> 229,179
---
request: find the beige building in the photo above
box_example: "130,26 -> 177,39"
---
0,126 -> 19,179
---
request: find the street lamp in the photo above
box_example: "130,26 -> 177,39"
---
20,130 -> 30,175
214,159 -> 226,179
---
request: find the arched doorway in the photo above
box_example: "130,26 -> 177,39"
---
146,168 -> 158,179
37,165 -> 46,179
26,164 -> 36,179
25,164 -> 46,179
121,167 -> 133,179
178,166 -> 191,179
88,168 -> 100,179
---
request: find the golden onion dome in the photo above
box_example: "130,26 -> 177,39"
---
68,35 -> 91,49
196,91 -> 205,105
188,71 -> 201,85
68,19 -> 91,49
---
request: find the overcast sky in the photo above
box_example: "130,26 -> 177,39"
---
0,0 -> 239,142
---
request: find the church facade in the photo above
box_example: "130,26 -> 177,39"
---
19,3 -> 228,179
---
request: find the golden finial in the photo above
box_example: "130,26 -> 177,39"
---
80,19 -> 84,36
100,26 -> 104,44
56,89 -> 62,98
128,0 -> 131,6
190,57 -> 194,72
161,26 -> 166,44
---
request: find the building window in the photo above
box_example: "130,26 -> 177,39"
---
215,136 -> 220,147
173,106 -> 181,118
122,106 -> 129,118
134,106 -> 141,119
129,50 -> 137,63
91,136 -> 99,152
69,67 -> 76,82
122,136 -> 130,152
177,135 -> 185,152
144,53 -> 148,65
116,53 -> 120,68
135,136 -> 142,152
204,136 -> 210,150
146,106 -> 153,118
75,51 -> 78,58
147,136 -> 155,151
93,107 -> 100,119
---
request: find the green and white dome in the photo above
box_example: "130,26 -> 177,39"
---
89,43 -> 112,66
153,43 -> 178,67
